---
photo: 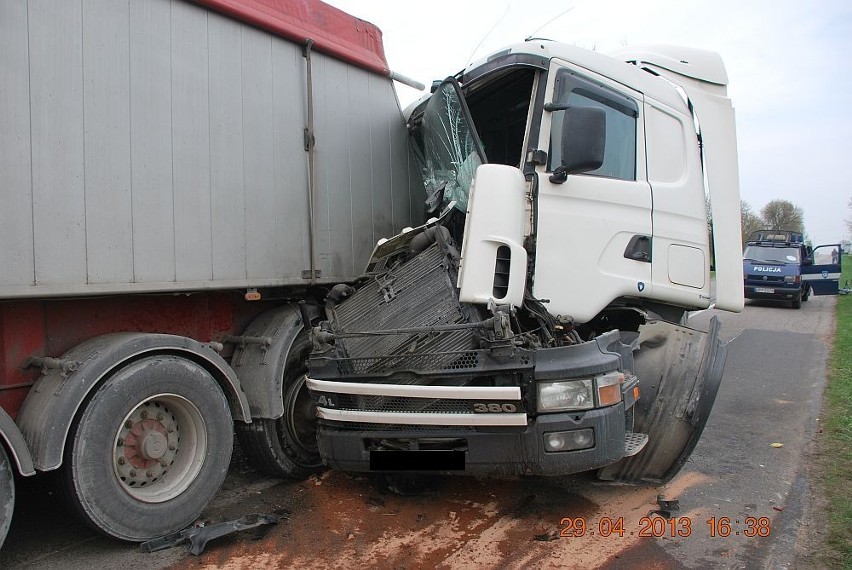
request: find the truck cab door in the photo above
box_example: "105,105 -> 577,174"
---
802,244 -> 842,295
643,97 -> 712,309
532,61 -> 652,323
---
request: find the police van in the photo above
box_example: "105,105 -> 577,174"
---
743,230 -> 842,308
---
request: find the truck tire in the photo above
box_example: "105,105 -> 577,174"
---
236,333 -> 323,479
59,355 -> 233,541
0,445 -> 14,549
802,285 -> 810,302
792,296 -> 802,309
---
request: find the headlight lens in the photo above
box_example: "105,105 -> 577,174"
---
537,372 -> 625,412
537,379 -> 594,412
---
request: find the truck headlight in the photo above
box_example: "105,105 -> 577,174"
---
783,275 -> 800,284
536,372 -> 625,412
537,379 -> 594,412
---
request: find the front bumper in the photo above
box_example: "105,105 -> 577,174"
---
309,330 -> 642,477
316,403 -> 631,477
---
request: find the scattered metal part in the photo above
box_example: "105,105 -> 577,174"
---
140,513 -> 281,555
534,531 -> 559,542
366,496 -> 385,508
649,495 -> 680,519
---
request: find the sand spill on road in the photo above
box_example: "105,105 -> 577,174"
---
189,470 -> 712,569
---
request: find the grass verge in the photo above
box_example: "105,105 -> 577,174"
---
815,254 -> 852,567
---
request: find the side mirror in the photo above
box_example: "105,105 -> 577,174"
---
561,105 -> 606,174
803,257 -> 813,266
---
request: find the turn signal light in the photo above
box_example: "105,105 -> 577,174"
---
596,371 -> 624,407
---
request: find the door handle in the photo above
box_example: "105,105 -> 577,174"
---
624,235 -> 652,262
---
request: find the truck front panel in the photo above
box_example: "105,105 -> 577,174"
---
308,333 -> 640,476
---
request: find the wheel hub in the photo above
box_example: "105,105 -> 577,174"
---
140,430 -> 168,460
114,401 -> 181,490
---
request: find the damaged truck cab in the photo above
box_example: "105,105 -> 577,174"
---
306,41 -> 744,482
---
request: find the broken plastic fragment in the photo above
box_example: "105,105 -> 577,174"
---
649,495 -> 681,519
139,513 -> 281,555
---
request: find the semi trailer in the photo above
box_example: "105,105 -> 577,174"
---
0,0 -> 418,546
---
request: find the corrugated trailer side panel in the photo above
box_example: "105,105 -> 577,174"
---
0,0 -> 418,299
29,1 -> 88,286
130,0 -> 178,283
0,0 -> 34,288
84,0 -> 135,285
293,47 -> 417,279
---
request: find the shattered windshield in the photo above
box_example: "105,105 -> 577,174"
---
415,80 -> 486,213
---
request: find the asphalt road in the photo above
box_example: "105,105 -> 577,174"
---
0,295 -> 836,569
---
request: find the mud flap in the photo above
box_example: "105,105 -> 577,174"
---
597,316 -> 726,484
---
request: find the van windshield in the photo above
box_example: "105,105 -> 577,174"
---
743,245 -> 801,264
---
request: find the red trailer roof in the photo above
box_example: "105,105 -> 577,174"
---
193,0 -> 389,76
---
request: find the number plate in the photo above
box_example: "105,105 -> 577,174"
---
370,450 -> 464,471
754,287 -> 775,293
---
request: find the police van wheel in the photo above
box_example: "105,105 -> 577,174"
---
792,297 -> 802,309
802,286 -> 810,302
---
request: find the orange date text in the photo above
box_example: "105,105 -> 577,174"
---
558,516 -> 692,538
558,516 -> 772,538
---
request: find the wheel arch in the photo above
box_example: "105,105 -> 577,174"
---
230,303 -> 319,419
16,333 -> 251,472
0,407 -> 35,476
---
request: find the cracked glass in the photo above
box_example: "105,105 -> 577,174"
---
417,81 -> 486,213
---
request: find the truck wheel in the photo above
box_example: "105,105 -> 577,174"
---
802,285 -> 810,302
0,445 -> 14,549
792,296 -> 802,309
60,355 -> 233,541
236,334 -> 323,479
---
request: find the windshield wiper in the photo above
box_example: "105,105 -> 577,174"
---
745,258 -> 784,264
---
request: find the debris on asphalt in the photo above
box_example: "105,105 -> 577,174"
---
770,443 -> 784,448
534,531 -> 559,542
140,513 -> 281,555
649,495 -> 681,519
366,496 -> 386,508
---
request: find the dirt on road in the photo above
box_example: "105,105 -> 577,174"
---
183,466 -> 712,570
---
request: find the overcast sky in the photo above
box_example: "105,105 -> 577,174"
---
327,0 -> 851,245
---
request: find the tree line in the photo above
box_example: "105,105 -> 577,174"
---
741,199 -> 804,244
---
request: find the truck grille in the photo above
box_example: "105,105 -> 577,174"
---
745,274 -> 785,284
328,243 -> 478,375
332,351 -> 480,375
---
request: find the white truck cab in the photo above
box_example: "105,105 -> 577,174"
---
452,40 -> 743,323
307,40 -> 744,483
